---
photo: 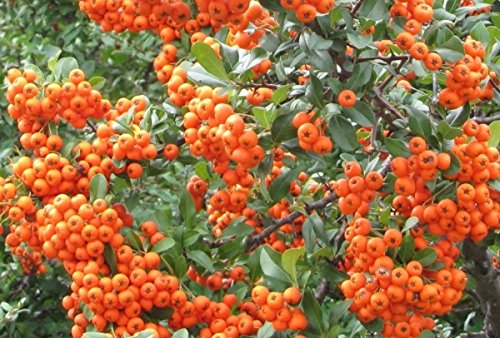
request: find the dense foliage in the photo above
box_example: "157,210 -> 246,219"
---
0,1 -> 499,338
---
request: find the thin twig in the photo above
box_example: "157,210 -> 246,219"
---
315,278 -> 330,303
351,0 -> 364,16
373,87 -> 405,120
246,157 -> 392,250
356,55 -> 409,63
473,115 -> 500,124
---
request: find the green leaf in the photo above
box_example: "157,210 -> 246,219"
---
488,120 -> 500,148
253,106 -> 278,128
397,235 -> 416,262
269,165 -> 304,202
414,248 -> 437,266
306,75 -> 325,108
434,36 -> 465,62
281,247 -> 306,286
54,57 -> 79,80
179,189 -> 195,228
443,151 -> 461,176
402,216 -> 419,233
221,219 -> 254,238
347,32 -> 372,49
260,247 -> 292,284
194,162 -> 210,181
47,49 -> 62,73
419,330 -> 435,338
446,103 -> 470,127
362,318 -> 384,332
437,121 -> 463,140
187,250 -> 214,273
171,329 -> 189,338
302,289 -> 325,333
408,109 -> 433,137
488,179 -> 500,192
187,63 -> 228,87
89,76 -> 106,91
191,42 -> 229,80
151,238 -> 175,254
343,101 -> 375,126
103,244 -> 117,275
271,113 -> 296,143
122,228 -> 143,251
385,138 -> 412,157
470,22 -> 490,47
329,115 -> 359,152
82,333 -> 110,338
134,329 -> 158,338
272,85 -> 292,105
23,63 -> 45,85
257,322 -> 275,338
358,0 -> 386,21
330,300 -> 352,323
89,174 -> 107,203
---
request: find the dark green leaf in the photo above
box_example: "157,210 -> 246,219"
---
151,238 -> 175,254
187,250 -> 214,273
434,36 -> 465,62
446,103 -> 470,127
179,189 -> 195,227
89,174 -> 107,203
269,165 -> 304,202
271,113 -> 297,143
343,101 -> 375,126
302,289 -> 325,333
437,121 -> 463,140
260,247 -> 292,284
103,244 -> 117,275
358,0 -> 386,21
362,318 -> 384,332
191,42 -> 229,80
414,248 -> 437,266
329,115 -> 359,151
443,151 -> 461,176
305,75 -> 325,108
398,235 -> 416,262
470,22 -> 490,47
385,138 -> 412,157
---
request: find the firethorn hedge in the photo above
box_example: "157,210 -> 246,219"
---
0,0 -> 499,338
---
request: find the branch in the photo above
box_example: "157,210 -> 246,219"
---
373,87 -> 405,120
462,239 -> 500,338
460,333 -> 488,338
245,157 -> 392,250
350,0 -> 364,16
356,55 -> 409,63
87,121 -> 97,133
315,278 -> 330,303
245,192 -> 338,250
473,115 -> 500,124
379,58 -> 409,91
489,79 -> 500,94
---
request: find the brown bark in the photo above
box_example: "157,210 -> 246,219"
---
462,239 -> 500,338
